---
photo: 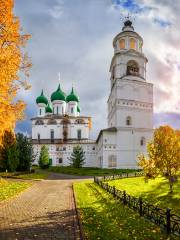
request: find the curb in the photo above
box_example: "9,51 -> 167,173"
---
72,185 -> 85,240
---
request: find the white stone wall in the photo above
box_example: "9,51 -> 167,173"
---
32,117 -> 90,140
33,143 -> 97,167
67,102 -> 78,117
104,23 -> 154,169
52,100 -> 66,115
111,53 -> 147,81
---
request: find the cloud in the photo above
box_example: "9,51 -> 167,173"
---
48,0 -> 64,19
14,0 -> 180,138
154,112 -> 180,129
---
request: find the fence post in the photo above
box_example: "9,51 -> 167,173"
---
166,208 -> 171,234
127,173 -> 128,178
139,197 -> 143,216
123,191 -> 127,205
113,186 -> 116,197
135,172 -> 136,177
94,176 -> 95,182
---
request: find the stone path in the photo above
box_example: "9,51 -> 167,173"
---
0,173 -> 90,240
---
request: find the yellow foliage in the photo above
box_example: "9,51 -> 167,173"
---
0,0 -> 31,145
138,125 -> 180,192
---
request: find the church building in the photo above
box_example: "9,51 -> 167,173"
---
31,19 -> 153,169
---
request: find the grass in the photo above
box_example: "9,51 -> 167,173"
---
108,176 -> 180,215
0,178 -> 32,202
74,181 -> 178,240
49,166 -> 139,176
0,170 -> 49,180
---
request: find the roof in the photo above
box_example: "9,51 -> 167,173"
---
36,90 -> 48,105
96,127 -> 117,143
51,84 -> 66,102
45,103 -> 52,113
66,87 -> 79,103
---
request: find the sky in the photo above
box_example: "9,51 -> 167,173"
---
15,0 -> 180,138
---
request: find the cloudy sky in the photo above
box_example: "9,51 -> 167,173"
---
15,0 -> 180,138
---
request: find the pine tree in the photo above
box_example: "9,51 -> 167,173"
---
16,133 -> 32,171
6,143 -> 19,172
39,145 -> 50,169
69,145 -> 85,168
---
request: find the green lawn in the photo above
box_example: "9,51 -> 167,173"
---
49,166 -> 139,176
0,178 -> 32,202
108,176 -> 180,214
0,170 -> 49,180
74,181 -> 178,240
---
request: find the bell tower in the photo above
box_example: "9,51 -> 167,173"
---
107,19 -> 153,168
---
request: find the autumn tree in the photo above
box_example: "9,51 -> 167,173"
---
138,126 -> 180,193
0,0 -> 31,145
0,130 -> 19,171
69,145 -> 85,168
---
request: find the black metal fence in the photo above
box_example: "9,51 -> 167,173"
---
99,171 -> 144,182
94,175 -> 180,236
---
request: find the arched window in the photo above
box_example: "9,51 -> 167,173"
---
130,38 -> 136,50
57,106 -> 59,115
119,39 -> 125,49
108,155 -> 117,168
50,129 -> 54,143
47,119 -> 57,125
71,107 -> 73,114
77,129 -> 82,140
75,119 -> 85,124
127,60 -> 139,76
39,109 -> 42,115
37,133 -> 40,143
35,119 -> 44,125
140,137 -> 146,146
126,116 -> 132,126
111,66 -> 115,80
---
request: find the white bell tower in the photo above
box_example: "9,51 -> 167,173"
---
107,19 -> 153,168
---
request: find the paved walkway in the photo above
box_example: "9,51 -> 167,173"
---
0,173 -> 90,240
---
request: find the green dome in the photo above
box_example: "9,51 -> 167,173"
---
45,103 -> 52,113
36,90 -> 48,105
77,104 -> 81,113
51,84 -> 66,102
66,87 -> 79,102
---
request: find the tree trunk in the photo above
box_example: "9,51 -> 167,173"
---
169,178 -> 173,194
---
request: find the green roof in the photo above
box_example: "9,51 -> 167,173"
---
36,90 -> 48,105
77,104 -> 81,113
45,103 -> 52,113
66,87 -> 79,103
51,84 -> 66,102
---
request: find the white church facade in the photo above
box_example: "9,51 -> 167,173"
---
31,20 -> 153,169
